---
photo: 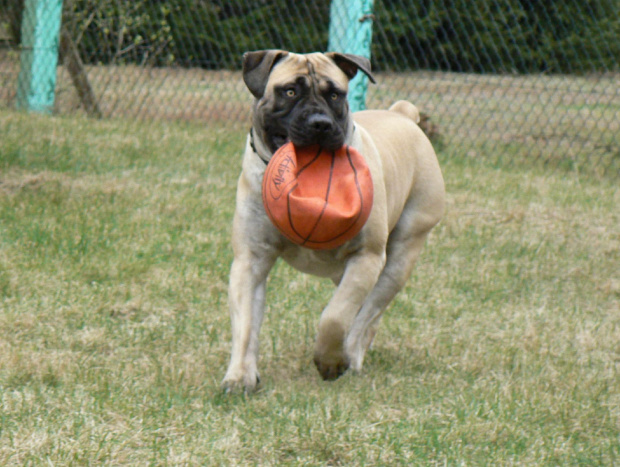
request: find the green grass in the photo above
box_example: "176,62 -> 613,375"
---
3,58 -> 617,177
0,109 -> 618,464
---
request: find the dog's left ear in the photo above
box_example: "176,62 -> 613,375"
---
243,49 -> 290,98
325,52 -> 377,84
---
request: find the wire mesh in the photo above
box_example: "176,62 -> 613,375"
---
0,0 -> 618,176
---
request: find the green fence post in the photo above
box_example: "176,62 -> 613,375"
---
16,0 -> 64,114
328,0 -> 374,112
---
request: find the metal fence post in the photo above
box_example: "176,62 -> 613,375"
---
16,0 -> 64,114
328,0 -> 375,112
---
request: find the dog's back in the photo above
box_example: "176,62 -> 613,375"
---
353,101 -> 444,232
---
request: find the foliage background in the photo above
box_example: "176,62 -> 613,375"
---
2,0 -> 618,72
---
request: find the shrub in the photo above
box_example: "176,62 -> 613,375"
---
7,0 -> 617,73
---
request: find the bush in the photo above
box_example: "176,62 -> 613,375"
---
166,0 -> 331,69
373,0 -> 619,73
63,0 -> 330,69
28,0 -> 620,73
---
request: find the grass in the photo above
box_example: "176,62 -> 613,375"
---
1,54 -> 618,176
0,109 -> 619,465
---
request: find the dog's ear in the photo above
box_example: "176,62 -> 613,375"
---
243,50 -> 290,98
325,52 -> 376,84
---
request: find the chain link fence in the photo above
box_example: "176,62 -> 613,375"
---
1,0 -> 618,176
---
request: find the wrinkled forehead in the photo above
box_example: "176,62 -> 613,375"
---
268,53 -> 349,91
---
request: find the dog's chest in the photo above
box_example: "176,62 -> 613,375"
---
280,246 -> 347,280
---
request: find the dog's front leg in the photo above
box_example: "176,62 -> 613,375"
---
313,251 -> 386,380
222,249 -> 275,392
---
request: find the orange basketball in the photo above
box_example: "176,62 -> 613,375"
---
262,142 -> 373,250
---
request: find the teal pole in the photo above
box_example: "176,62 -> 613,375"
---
16,0 -> 64,114
328,0 -> 375,112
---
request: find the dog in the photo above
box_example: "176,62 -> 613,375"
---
223,50 -> 445,392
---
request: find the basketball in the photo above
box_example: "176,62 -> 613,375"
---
262,142 -> 373,250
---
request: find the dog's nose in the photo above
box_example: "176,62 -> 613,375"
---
308,114 -> 334,134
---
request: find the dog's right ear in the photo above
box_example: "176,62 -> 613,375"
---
243,50 -> 289,98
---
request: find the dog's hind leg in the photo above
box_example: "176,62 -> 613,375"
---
344,201 -> 443,372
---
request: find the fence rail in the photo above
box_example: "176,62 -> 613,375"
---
0,0 -> 618,176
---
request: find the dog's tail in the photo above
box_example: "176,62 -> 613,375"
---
388,100 -> 420,124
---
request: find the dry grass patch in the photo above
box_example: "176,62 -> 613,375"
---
0,109 -> 618,464
2,57 -> 617,175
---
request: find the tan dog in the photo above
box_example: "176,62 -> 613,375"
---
223,50 -> 445,392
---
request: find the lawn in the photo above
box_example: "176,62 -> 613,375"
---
0,109 -> 618,464
2,54 -> 618,176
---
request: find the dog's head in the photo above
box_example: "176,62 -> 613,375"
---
243,50 -> 375,154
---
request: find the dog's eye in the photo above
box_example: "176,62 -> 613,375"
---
330,92 -> 340,101
286,89 -> 296,98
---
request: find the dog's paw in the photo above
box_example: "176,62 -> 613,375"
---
313,354 -> 350,381
221,370 -> 261,394
314,320 -> 350,380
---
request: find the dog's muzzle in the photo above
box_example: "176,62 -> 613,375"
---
289,111 -> 345,151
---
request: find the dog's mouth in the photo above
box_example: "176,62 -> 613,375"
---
266,116 -> 345,152
269,131 -> 344,153
289,129 -> 345,152
271,134 -> 289,149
